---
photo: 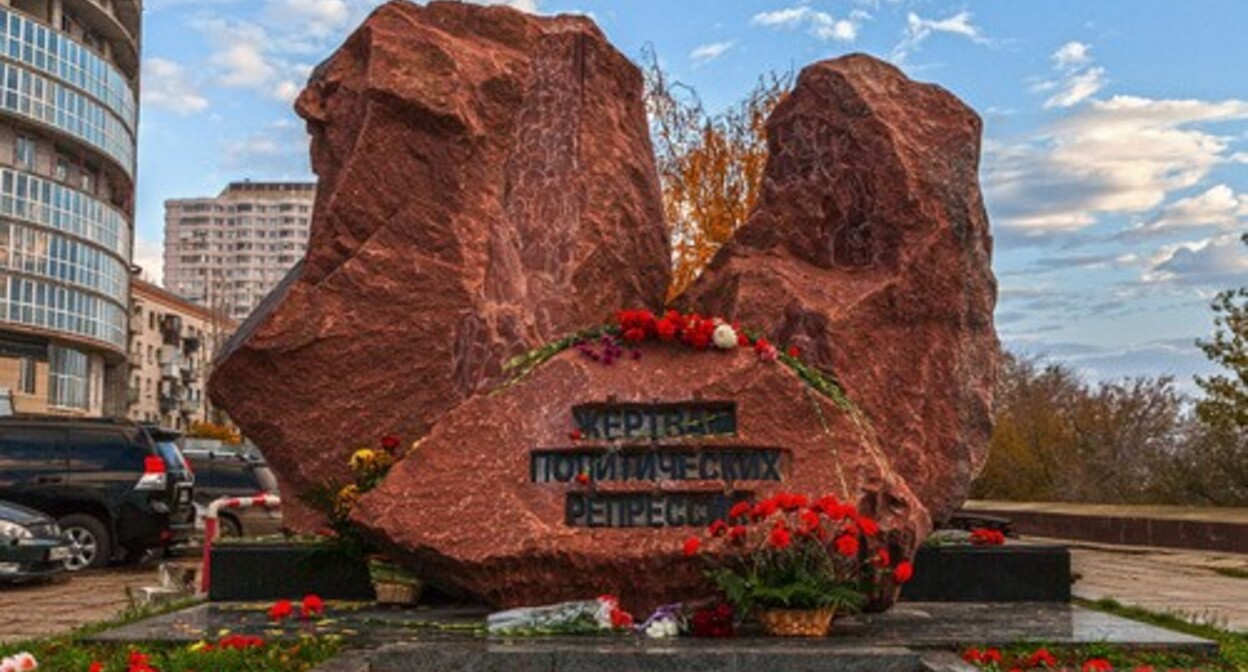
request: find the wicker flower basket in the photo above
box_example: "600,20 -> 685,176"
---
373,580 -> 422,606
755,607 -> 836,637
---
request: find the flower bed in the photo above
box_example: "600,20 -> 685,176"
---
0,637 -> 340,672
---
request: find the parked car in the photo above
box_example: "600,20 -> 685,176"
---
0,417 -> 195,570
182,449 -> 282,538
0,498 -> 70,581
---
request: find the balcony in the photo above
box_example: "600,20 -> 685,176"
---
179,399 -> 199,415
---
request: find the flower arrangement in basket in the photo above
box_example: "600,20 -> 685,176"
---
683,492 -> 913,637
301,435 -> 423,606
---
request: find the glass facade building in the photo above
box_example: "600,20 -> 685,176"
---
0,0 -> 139,417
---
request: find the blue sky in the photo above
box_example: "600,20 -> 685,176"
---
135,0 -> 1248,392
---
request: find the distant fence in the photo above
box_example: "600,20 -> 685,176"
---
962,501 -> 1248,554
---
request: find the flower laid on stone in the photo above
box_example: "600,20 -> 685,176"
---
690,603 -> 735,638
682,492 -> 912,622
637,603 -> 684,639
969,528 -> 1006,546
485,596 -> 635,635
0,652 -> 37,671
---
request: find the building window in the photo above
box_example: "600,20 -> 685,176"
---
14,136 -> 36,171
54,154 -> 70,182
48,345 -> 88,410
80,165 -> 96,194
17,357 -> 36,395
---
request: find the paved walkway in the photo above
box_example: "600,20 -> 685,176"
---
0,566 -> 160,644
1059,538 -> 1248,632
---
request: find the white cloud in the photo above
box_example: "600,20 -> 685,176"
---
1035,42 -> 1106,109
133,234 -> 165,286
264,0 -> 350,38
213,42 -> 277,88
892,10 -> 989,62
1052,41 -> 1091,70
1044,66 -> 1106,108
1144,184 -> 1246,232
1145,233 -> 1248,285
466,0 -> 539,12
141,57 -> 209,115
751,6 -> 860,43
690,41 -> 734,64
985,96 -> 1248,235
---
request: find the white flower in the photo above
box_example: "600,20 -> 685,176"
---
712,324 -> 739,350
644,616 -> 680,638
1,653 -> 37,671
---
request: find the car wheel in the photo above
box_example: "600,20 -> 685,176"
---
58,514 -> 110,571
218,515 -> 242,539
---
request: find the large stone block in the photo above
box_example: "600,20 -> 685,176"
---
677,54 -> 1000,526
209,0 -> 670,525
352,344 -> 929,612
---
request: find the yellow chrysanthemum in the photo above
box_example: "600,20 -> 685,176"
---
349,448 -> 376,472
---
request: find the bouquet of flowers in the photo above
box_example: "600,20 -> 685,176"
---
683,492 -> 912,636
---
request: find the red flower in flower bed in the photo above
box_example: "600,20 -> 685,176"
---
1026,648 -> 1058,668
267,599 -> 293,621
683,536 -> 702,557
302,593 -> 326,618
1082,659 -> 1113,672
380,434 -> 401,452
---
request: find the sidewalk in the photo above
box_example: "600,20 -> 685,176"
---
1060,538 -> 1248,633
0,566 -> 157,644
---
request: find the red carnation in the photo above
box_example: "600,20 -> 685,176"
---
798,509 -> 821,535
610,607 -> 634,629
751,499 -> 778,520
683,536 -> 701,557
380,434 -> 401,451
575,472 -> 590,486
302,594 -> 325,618
893,561 -> 914,584
708,519 -> 728,537
1026,648 -> 1058,668
569,428 -> 583,441
728,501 -> 751,520
787,346 -> 800,357
874,548 -> 891,568
835,534 -> 860,558
623,327 -> 646,343
856,516 -> 880,537
267,599 -> 293,621
727,525 -> 747,543
1081,659 -> 1112,672
768,526 -> 792,550
656,318 -> 678,341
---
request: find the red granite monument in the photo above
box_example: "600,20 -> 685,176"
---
210,0 -> 999,611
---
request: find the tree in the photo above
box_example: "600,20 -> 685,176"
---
973,353 -> 1189,504
1195,232 -> 1248,432
640,46 -> 791,299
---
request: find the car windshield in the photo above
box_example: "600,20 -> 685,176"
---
251,465 -> 279,494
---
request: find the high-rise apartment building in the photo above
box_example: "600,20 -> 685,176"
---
163,182 -> 315,321
0,0 -> 140,417
128,279 -> 236,430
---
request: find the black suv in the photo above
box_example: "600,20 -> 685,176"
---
0,417 -> 195,570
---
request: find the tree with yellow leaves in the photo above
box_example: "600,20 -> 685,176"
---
640,46 -> 791,300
